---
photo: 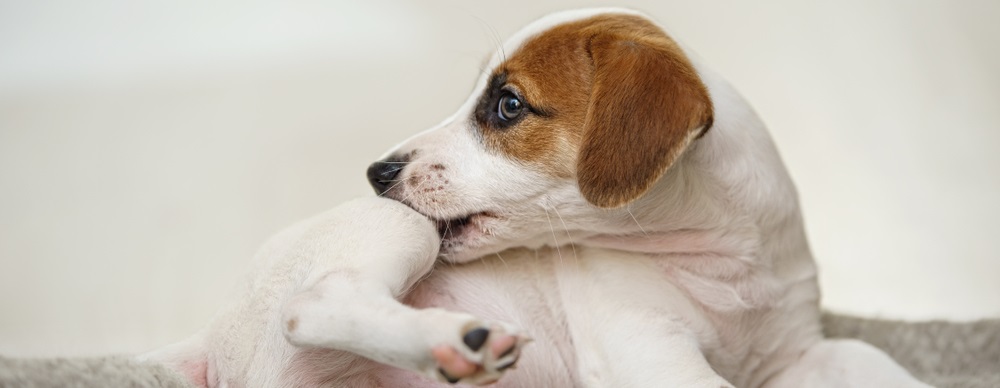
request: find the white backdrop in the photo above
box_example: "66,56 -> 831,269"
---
1,0 -> 998,357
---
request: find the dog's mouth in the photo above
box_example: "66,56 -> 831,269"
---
432,211 -> 496,242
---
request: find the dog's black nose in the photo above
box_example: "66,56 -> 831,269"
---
367,156 -> 406,195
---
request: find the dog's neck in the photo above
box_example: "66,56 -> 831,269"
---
577,69 -> 814,271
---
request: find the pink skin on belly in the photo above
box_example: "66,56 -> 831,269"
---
284,258 -> 576,387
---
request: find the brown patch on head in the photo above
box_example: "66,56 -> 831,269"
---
474,12 -> 714,207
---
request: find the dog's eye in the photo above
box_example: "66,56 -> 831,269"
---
497,93 -> 523,121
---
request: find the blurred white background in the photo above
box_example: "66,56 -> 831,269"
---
1,0 -> 998,357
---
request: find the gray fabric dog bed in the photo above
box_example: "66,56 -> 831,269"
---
822,314 -> 1000,387
2,313 -> 998,387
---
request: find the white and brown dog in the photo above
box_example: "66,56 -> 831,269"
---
146,8 -> 930,388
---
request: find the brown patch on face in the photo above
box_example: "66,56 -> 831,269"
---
475,22 -> 594,178
476,13 -> 714,207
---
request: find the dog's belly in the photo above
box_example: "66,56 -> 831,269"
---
379,247 -> 578,387
299,246 -> 819,388
253,247 -> 573,388
366,246 -> 743,387
393,248 -> 820,388
373,246 -> 747,387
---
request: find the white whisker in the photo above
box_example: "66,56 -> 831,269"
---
551,205 -> 578,262
378,161 -> 429,165
626,204 -> 649,237
466,11 -> 506,63
395,175 -> 432,204
377,174 -> 419,198
542,206 -> 563,264
494,251 -> 509,270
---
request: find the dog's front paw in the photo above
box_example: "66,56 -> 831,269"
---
429,323 -> 530,386
281,287 -> 530,386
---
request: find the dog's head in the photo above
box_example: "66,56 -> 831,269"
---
367,9 -> 716,262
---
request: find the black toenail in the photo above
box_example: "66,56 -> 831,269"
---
498,344 -> 516,359
439,368 -> 460,384
498,360 -> 517,371
462,327 -> 490,351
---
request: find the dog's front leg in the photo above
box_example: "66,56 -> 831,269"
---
557,248 -> 735,388
279,198 -> 528,385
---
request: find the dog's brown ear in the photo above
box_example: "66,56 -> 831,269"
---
577,28 -> 713,208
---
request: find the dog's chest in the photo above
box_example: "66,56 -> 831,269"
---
403,249 -> 579,387
401,246 -> 776,386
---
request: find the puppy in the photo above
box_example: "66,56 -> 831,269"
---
146,8 -> 930,388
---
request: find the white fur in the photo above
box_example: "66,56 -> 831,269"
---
144,8 -> 931,388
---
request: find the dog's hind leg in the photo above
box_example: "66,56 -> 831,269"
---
279,197 -> 528,386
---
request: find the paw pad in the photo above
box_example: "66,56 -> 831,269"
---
430,324 -> 528,386
462,327 -> 490,351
